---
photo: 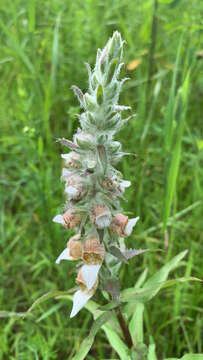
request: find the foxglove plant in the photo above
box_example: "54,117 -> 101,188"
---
49,32 -> 200,359
53,31 -> 141,318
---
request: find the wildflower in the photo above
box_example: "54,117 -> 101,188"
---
56,234 -> 82,264
54,32 -> 141,317
70,270 -> 98,318
61,152 -> 81,169
110,213 -> 139,237
65,176 -> 86,200
53,209 -> 81,229
91,205 -> 112,229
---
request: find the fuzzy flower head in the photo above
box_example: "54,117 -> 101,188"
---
53,32 -> 141,318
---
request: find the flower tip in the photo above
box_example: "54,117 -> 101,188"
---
70,290 -> 92,318
53,215 -> 65,225
125,216 -> 140,236
55,248 -> 71,264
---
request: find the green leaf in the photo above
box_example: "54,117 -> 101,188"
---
24,289 -> 75,318
158,0 -> 173,3
103,327 -> 130,360
108,245 -> 129,263
0,311 -> 27,318
97,84 -> 104,105
123,248 -> 149,260
121,277 -> 201,304
72,312 -> 113,360
164,356 -> 203,360
163,70 -> 190,229
129,302 -> 144,345
148,343 -> 158,360
98,300 -> 118,311
143,250 -> 188,294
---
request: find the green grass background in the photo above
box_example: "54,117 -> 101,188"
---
0,0 -> 203,358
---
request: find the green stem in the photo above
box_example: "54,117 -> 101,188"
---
147,0 -> 158,88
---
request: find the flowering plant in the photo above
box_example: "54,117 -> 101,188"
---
25,32 -> 201,360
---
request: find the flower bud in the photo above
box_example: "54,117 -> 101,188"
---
91,205 -> 112,229
61,152 -> 81,169
83,237 -> 105,264
110,213 -> 139,237
65,176 -> 86,200
74,131 -> 95,150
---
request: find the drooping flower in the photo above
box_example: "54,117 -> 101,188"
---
56,234 -> 82,264
65,175 -> 86,200
61,152 -> 81,169
91,205 -> 112,229
110,213 -> 139,237
70,269 -> 98,318
53,209 -> 81,229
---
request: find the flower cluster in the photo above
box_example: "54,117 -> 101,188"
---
53,32 -> 139,317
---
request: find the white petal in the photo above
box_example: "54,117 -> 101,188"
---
53,215 -> 65,225
56,248 -> 71,264
81,264 -> 101,290
96,212 -> 112,229
121,180 -> 131,188
70,289 -> 93,318
61,168 -> 72,180
61,153 -> 71,160
65,186 -> 79,198
125,216 -> 140,236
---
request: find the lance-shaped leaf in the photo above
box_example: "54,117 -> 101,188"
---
72,85 -> 85,107
56,137 -> 80,150
97,144 -> 108,174
97,84 -> 104,105
108,245 -> 129,264
123,248 -> 149,260
23,289 -> 76,318
121,277 -> 201,305
72,312 -> 113,360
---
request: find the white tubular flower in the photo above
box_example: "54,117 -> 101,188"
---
65,176 -> 86,200
61,152 -> 81,169
81,264 -> 101,290
56,234 -> 82,264
91,205 -> 112,229
110,213 -> 139,237
56,248 -> 72,264
81,237 -> 105,290
70,269 -> 98,318
125,217 -> 139,236
52,209 -> 81,229
70,288 -> 95,318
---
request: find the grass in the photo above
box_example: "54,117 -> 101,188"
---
0,0 -> 203,358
